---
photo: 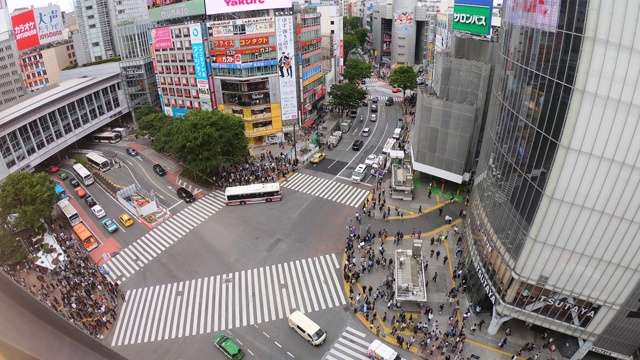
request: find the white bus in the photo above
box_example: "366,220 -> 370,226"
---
224,183 -> 282,205
86,152 -> 111,172
92,132 -> 122,143
57,199 -> 81,226
72,164 -> 94,185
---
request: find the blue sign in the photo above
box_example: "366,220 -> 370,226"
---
210,59 -> 278,69
172,107 -> 189,118
454,0 -> 492,6
190,24 -> 208,82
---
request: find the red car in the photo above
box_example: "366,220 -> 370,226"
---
392,87 -> 402,93
46,165 -> 59,173
75,187 -> 87,198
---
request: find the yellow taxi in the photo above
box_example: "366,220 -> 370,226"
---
119,213 -> 134,227
310,152 -> 326,164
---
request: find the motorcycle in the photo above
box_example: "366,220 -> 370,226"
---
359,116 -> 364,122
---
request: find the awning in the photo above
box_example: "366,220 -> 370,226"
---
302,118 -> 315,128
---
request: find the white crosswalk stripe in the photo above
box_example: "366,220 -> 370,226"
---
323,327 -> 371,360
103,191 -> 226,284
282,173 -> 369,207
110,254 -> 346,346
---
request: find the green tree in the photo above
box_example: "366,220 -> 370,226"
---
344,16 -> 363,33
168,110 -> 248,179
0,172 -> 57,235
343,35 -> 359,62
343,59 -> 372,84
137,112 -> 172,140
328,82 -> 368,114
354,28 -> 368,47
389,65 -> 418,96
134,103 -> 161,122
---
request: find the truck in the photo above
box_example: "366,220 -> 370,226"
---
340,118 -> 354,132
327,131 -> 342,147
370,154 -> 387,176
366,340 -> 400,360
350,109 -> 358,118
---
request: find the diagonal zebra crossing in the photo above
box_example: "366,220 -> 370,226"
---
110,254 -> 346,346
103,191 -> 226,284
281,173 -> 370,207
323,326 -> 372,360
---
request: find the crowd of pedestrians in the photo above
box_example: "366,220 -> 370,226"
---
2,223 -> 123,341
214,151 -> 297,189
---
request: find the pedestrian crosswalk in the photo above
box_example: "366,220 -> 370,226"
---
103,191 -> 226,284
323,326 -> 371,360
281,173 -> 370,207
110,254 -> 346,346
368,95 -> 404,102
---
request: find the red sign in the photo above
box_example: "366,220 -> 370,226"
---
210,46 -> 275,56
301,37 -> 322,47
12,10 -> 40,52
213,55 -> 242,64
214,39 -> 235,48
239,36 -> 269,47
339,39 -> 344,59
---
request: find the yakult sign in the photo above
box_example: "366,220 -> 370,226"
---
205,0 -> 292,15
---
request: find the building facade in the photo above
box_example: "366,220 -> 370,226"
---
74,0 -> 117,63
464,1 -> 640,359
314,4 -> 343,87
298,10 -> 326,128
18,42 -> 77,92
0,36 -> 25,105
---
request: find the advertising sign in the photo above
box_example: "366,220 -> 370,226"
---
147,0 -> 206,22
213,54 -> 243,64
452,4 -> 492,36
11,5 -> 64,52
454,0 -> 492,5
506,0 -> 561,32
214,39 -> 235,48
205,0 -> 292,16
239,36 -> 269,47
393,11 -> 414,35
210,46 -> 274,56
275,16 -> 298,121
151,27 -> 173,50
209,17 -> 275,37
210,59 -> 277,69
190,24 -> 212,111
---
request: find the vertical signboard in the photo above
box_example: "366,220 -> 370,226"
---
11,10 -> 39,51
190,24 -> 212,111
275,16 -> 298,121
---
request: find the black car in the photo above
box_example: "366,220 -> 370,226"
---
361,79 -> 366,85
385,97 -> 394,106
69,178 -> 80,188
371,105 -> 378,113
85,196 -> 97,207
153,164 -> 166,176
352,140 -> 364,151
126,147 -> 138,156
177,187 -> 195,202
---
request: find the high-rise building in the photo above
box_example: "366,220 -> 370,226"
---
298,9 -> 326,127
314,4 -> 343,86
0,0 -> 11,37
74,0 -> 117,63
0,36 -> 26,105
464,1 -> 640,359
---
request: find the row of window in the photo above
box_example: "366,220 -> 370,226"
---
163,98 -> 201,110
25,70 -> 47,80
302,52 -> 322,67
303,77 -> 323,95
299,29 -> 321,41
155,52 -> 194,64
157,65 -> 196,75
1,85 -> 121,170
160,85 -> 200,99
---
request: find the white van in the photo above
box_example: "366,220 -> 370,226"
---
362,128 -> 370,137
392,128 -> 402,139
288,310 -> 326,345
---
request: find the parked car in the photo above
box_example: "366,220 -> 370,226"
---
153,164 -> 166,176
119,213 -> 134,227
126,147 -> 138,156
46,165 -> 59,173
177,187 -> 195,202
102,218 -> 118,233
91,205 -> 106,219
352,140 -> 364,151
214,334 -> 245,360
69,178 -> 80,188
75,187 -> 86,198
85,196 -> 97,207
365,154 -> 377,166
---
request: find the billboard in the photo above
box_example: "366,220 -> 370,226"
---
189,24 -> 213,111
452,4 -> 492,36
205,0 -> 292,16
454,0 -> 492,5
11,6 -> 64,52
208,17 -> 275,37
147,0 -> 206,22
151,27 -> 173,50
505,0 -> 561,32
275,16 -> 297,121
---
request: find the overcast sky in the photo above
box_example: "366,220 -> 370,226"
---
7,0 -> 75,13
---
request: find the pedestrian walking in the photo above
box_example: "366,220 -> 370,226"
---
439,303 -> 445,314
432,272 -> 438,282
419,205 -> 422,213
438,208 -> 443,216
443,255 -> 449,265
478,319 -> 485,331
436,250 -> 441,260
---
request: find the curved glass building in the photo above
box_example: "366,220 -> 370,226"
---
464,1 -> 640,358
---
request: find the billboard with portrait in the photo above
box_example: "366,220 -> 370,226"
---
505,0 -> 561,32
11,5 -> 64,52
147,0 -> 206,22
275,16 -> 297,121
205,0 -> 292,16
